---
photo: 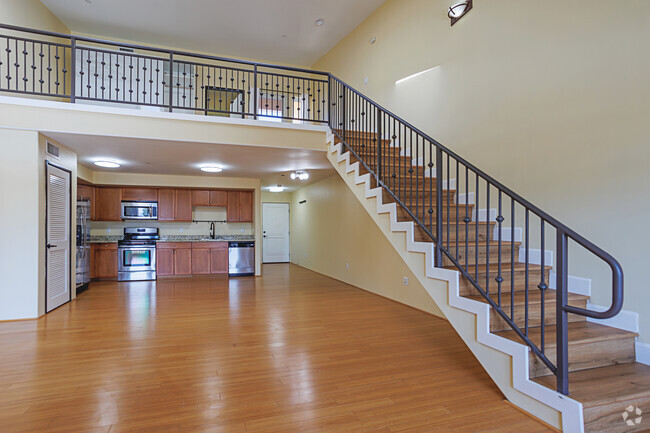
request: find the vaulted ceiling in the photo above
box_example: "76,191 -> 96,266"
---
40,0 -> 386,66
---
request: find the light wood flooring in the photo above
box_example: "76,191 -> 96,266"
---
0,264 -> 552,433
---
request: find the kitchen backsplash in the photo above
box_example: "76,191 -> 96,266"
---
90,207 -> 254,237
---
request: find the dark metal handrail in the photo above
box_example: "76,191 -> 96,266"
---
327,75 -> 624,395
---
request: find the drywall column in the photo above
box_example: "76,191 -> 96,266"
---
0,129 -> 40,320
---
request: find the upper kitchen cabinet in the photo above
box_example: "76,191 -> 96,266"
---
192,190 -> 228,207
158,188 -> 192,222
122,187 -> 157,202
95,187 -> 122,221
175,189 -> 193,222
227,190 -> 253,222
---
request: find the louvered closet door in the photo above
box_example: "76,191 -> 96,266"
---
46,163 -> 71,312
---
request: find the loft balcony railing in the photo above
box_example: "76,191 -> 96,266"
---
0,24 -> 329,123
0,23 -> 624,397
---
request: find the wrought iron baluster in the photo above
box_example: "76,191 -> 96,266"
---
497,190 -> 503,308
511,199 -> 515,320
525,209 -> 530,336
540,220 -> 546,354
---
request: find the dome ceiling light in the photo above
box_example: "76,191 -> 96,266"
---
448,0 -> 472,26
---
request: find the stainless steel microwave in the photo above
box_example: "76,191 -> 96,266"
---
121,201 -> 158,220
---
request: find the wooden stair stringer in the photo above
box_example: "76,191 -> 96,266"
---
326,131 -> 584,433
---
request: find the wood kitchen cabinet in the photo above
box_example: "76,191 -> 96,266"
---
191,242 -> 228,275
157,243 -> 192,276
122,187 -> 157,202
95,187 -> 122,221
175,189 -> 193,222
227,190 -> 253,222
158,189 -> 192,222
192,190 -> 228,207
93,243 -> 118,279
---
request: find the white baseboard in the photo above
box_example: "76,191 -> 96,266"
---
636,341 -> 650,366
548,272 -> 592,296
586,302 -> 639,333
473,208 -> 497,222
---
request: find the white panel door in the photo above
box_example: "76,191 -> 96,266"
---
46,163 -> 71,312
262,203 -> 290,263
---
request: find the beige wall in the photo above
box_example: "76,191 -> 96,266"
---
291,174 -> 443,317
0,0 -> 69,32
314,0 -> 650,343
0,129 -> 40,320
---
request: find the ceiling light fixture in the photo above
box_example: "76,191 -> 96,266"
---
94,160 -> 120,168
200,165 -> 223,173
448,0 -> 472,26
315,18 -> 325,26
269,185 -> 284,193
290,171 -> 310,180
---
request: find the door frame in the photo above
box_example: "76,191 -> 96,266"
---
262,202 -> 290,264
45,161 -> 73,313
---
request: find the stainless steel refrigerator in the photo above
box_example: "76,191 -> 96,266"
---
76,199 -> 91,289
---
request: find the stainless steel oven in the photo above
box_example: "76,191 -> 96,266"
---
121,201 -> 158,220
118,228 -> 159,281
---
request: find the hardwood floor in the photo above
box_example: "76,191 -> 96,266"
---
0,264 -> 552,433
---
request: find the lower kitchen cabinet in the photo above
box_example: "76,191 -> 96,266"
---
157,243 -> 192,276
191,242 -> 228,275
93,243 -> 118,279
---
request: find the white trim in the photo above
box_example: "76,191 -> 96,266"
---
548,272 -> 592,297
518,247 -> 554,268
455,192 -> 475,205
472,207 -> 497,222
493,226 -> 522,243
0,95 -> 330,132
326,131 -> 584,432
635,341 -> 650,366
586,302 -> 639,334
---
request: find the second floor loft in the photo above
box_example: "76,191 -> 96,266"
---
0,23 -> 331,124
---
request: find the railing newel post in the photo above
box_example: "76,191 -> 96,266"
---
556,229 -> 569,395
168,52 -> 173,113
70,36 -> 76,103
253,64 -> 258,120
377,108 -> 382,184
435,147 -> 443,268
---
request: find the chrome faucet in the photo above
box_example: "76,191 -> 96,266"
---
209,221 -> 216,239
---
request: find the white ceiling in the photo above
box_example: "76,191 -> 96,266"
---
40,0 -> 385,66
44,132 -> 334,192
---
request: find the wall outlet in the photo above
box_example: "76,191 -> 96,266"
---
346,263 -> 349,270
106,228 -> 111,233
403,277 -> 409,286
179,227 -> 184,233
241,228 -> 244,233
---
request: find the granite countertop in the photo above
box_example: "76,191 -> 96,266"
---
90,235 -> 255,244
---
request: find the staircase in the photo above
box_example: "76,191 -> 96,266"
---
326,101 -> 650,431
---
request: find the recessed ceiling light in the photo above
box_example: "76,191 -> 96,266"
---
269,185 -> 284,193
94,160 -> 120,168
315,18 -> 325,26
200,165 -> 223,173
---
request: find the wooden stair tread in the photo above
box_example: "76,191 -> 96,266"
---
534,363 -> 650,407
445,240 -> 522,248
466,290 -> 588,306
495,322 -> 637,348
446,263 -> 551,273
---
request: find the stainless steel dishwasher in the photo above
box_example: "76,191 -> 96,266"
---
228,241 -> 255,276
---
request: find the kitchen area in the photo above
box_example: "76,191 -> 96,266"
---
76,184 -> 256,292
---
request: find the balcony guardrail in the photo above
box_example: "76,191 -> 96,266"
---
0,23 -> 329,123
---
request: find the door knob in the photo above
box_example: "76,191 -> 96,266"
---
46,244 -> 57,249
